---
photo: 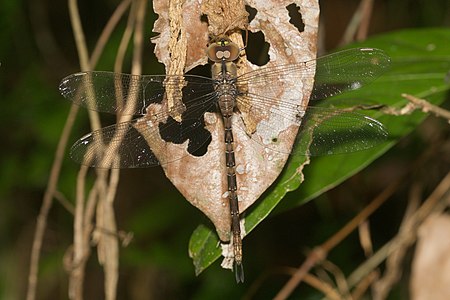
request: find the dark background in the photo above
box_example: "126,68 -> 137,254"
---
0,0 -> 449,299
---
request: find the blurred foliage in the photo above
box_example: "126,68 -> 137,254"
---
0,0 -> 449,299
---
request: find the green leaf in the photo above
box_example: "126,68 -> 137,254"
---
189,224 -> 221,275
189,28 -> 450,275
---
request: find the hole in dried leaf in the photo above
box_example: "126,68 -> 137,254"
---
187,63 -> 211,77
156,64 -> 215,157
244,31 -> 270,66
245,5 -> 257,23
200,14 -> 208,26
188,130 -> 211,156
286,3 -> 305,33
159,117 -> 211,157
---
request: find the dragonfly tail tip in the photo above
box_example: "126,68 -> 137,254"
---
234,261 -> 245,283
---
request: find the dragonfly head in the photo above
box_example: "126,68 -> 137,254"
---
207,37 -> 240,63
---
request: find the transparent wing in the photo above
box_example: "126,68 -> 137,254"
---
237,48 -> 391,101
243,106 -> 388,156
235,93 -> 387,157
296,108 -> 388,156
59,71 -> 218,117
70,117 -> 210,168
62,72 -> 218,168
234,47 -> 390,156
65,48 -> 391,167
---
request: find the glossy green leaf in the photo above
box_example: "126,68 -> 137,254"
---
189,28 -> 450,275
189,224 -> 221,275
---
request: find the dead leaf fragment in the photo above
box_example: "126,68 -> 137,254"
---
411,213 -> 450,300
150,0 -> 319,243
201,0 -> 249,36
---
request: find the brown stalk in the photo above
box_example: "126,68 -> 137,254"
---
370,183 -> 422,299
303,272 -> 342,300
26,103 -> 80,300
114,0 -> 137,73
70,165 -> 90,300
358,221 -> 374,258
401,93 -> 450,121
356,0 -> 374,41
346,171 -> 450,295
274,173 -> 404,300
54,190 -> 76,215
340,0 -> 374,45
244,267 -> 342,300
94,1 -> 147,298
26,0 -> 93,297
321,260 -> 351,298
274,139 -> 444,299
66,0 -> 104,297
90,0 -> 133,68
27,0 -> 141,299
351,271 -> 379,300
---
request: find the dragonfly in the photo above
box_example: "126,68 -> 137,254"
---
59,37 -> 390,282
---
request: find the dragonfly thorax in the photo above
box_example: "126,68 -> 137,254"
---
211,55 -> 238,116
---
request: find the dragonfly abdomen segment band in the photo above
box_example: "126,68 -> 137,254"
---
224,116 -> 236,168
227,172 -> 238,191
229,190 -> 242,264
223,115 -> 243,266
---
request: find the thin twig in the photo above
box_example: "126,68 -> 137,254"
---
371,182 -> 422,300
68,0 -> 89,70
321,260 -> 351,299
26,103 -> 80,300
68,2 -> 139,300
69,165 -> 90,300
96,1 -> 146,299
89,10 -> 139,298
356,0 -> 374,41
351,271 -> 378,300
130,0 -> 146,76
90,0 -> 133,67
243,267 -> 342,300
303,273 -> 343,300
358,221 -> 373,257
340,0 -> 374,45
274,175 -> 404,300
66,0 -> 99,298
114,0 -> 137,73
357,220 -> 379,297
54,190 -> 75,214
107,168 -> 120,286
28,0 -> 137,298
347,171 -> 450,290
100,169 -> 120,300
27,0 -> 92,297
401,93 -> 450,121
68,0 -> 103,133
324,179 -> 401,252
83,179 -> 99,242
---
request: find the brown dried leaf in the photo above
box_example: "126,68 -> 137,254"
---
411,213 -> 450,300
153,0 -> 209,71
150,0 -> 319,242
201,0 -> 249,36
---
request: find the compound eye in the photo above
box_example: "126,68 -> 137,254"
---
216,50 -> 231,59
207,39 -> 240,62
